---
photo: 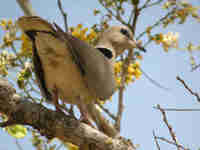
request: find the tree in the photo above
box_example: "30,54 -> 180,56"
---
0,0 -> 199,149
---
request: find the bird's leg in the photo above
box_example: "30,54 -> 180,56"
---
52,86 -> 63,113
76,97 -> 95,128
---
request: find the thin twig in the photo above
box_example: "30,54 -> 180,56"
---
97,0 -> 128,27
156,104 -> 180,150
156,136 -> 190,150
153,130 -> 161,150
141,0 -> 151,9
140,67 -> 170,91
154,107 -> 200,111
57,0 -> 69,32
136,8 -> 176,40
146,0 -> 163,8
176,76 -> 200,103
15,139 -> 24,150
139,0 -> 163,10
128,9 -> 134,25
56,143 -> 64,150
191,63 -> 200,71
131,5 -> 140,34
97,103 -> 116,120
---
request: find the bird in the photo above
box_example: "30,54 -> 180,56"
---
17,16 -> 146,127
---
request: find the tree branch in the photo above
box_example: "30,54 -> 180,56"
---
153,107 -> 200,111
115,1 -> 140,132
136,8 -> 176,40
16,0 -> 36,16
156,137 -> 190,150
97,0 -> 128,27
97,103 -> 116,120
155,105 -> 181,150
176,76 -> 200,103
0,78 -> 135,150
57,0 -> 69,32
153,130 -> 161,150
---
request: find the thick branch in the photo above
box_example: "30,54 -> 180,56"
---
16,0 -> 36,16
0,78 -> 135,150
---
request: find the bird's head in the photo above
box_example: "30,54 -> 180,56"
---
96,26 -> 146,58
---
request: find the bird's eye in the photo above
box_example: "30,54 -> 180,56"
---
120,28 -> 130,38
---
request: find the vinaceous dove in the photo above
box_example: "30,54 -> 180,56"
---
17,16 -> 146,125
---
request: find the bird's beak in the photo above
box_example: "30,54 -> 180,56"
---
136,43 -> 147,52
128,39 -> 147,52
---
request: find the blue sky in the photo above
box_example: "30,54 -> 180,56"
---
0,0 -> 200,150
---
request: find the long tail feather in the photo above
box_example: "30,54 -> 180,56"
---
17,16 -> 55,32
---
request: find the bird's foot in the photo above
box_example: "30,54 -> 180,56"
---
52,86 -> 66,115
55,104 -> 65,114
79,111 -> 95,128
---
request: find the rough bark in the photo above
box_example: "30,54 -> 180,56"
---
0,78 -> 135,150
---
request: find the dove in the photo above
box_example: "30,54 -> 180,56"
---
17,16 -> 146,127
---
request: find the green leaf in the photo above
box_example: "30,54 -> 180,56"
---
6,125 -> 27,138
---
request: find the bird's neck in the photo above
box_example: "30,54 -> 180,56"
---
96,40 -> 116,58
96,39 -> 126,57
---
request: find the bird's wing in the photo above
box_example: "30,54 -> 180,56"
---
17,16 -> 54,101
54,24 -> 116,100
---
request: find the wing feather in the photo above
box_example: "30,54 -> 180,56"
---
18,16 -> 116,100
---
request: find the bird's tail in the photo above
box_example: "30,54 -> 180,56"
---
17,16 -> 55,33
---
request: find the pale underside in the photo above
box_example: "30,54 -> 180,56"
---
35,32 -> 93,104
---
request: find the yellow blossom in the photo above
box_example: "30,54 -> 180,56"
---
21,33 -> 32,56
125,74 -> 133,84
130,61 -> 140,69
136,54 -> 143,60
115,77 -> 121,86
0,19 -> 7,30
134,68 -> 142,79
0,65 -> 8,76
87,28 -> 97,42
7,19 -> 13,28
77,24 -> 83,29
127,65 -> 135,75
71,24 -> 97,44
146,26 -> 152,36
114,61 -> 122,74
162,32 -> 179,52
3,33 -> 13,46
154,33 -> 164,44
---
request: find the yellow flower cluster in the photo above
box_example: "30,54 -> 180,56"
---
0,19 -> 16,47
0,19 -> 13,30
0,51 -> 9,76
17,62 -> 32,89
70,24 -> 97,44
152,32 -> 179,52
20,33 -> 32,56
0,50 -> 16,76
114,61 -> 142,86
163,1 -> 200,25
